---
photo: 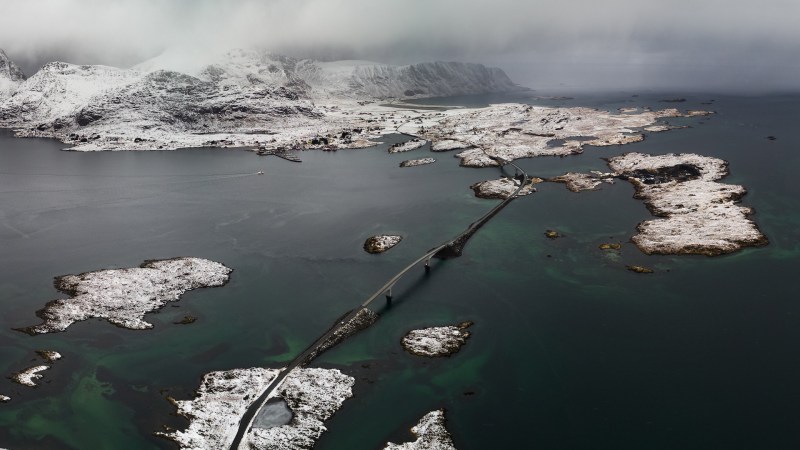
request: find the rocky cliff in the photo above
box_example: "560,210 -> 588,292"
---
0,49 -> 26,101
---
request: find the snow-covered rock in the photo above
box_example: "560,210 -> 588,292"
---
389,138 -> 427,153
10,365 -> 49,387
1,61 -> 140,125
431,139 -> 471,152
245,368 -> 355,450
20,257 -> 232,334
383,410 -> 457,450
401,322 -> 472,357
364,235 -> 403,254
0,394 -> 10,403
455,148 -> 499,167
303,308 -> 379,365
160,367 -> 354,450
400,157 -> 435,168
0,49 -> 25,101
548,172 -> 614,192
162,367 -> 280,449
415,103 -> 686,167
608,153 -> 768,255
36,350 -> 62,362
470,177 -> 539,200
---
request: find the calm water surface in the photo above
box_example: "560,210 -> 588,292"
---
1,92 -> 798,450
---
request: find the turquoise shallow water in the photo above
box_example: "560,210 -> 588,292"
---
1,92 -> 799,449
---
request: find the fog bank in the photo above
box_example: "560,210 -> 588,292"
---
2,0 -> 798,92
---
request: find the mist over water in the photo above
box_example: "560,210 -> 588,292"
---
2,0 -> 799,92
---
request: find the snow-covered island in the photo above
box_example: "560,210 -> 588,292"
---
364,235 -> 403,254
19,257 -> 231,335
383,409 -> 457,450
389,138 -> 428,153
544,154 -> 767,255
160,367 -> 354,450
470,177 -> 540,200
400,157 -> 436,168
36,350 -> 62,362
10,365 -> 49,387
0,394 -> 10,403
607,153 -> 768,255
549,171 -> 615,192
401,322 -> 473,357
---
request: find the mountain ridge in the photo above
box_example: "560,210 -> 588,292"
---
0,49 -> 27,100
0,48 -> 523,150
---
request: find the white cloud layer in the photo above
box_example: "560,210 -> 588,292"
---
1,0 -> 798,91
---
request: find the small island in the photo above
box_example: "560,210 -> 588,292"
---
364,235 -> 403,254
401,322 -> 473,357
608,153 -> 768,255
470,177 -> 539,200
36,350 -> 62,362
388,139 -> 428,153
549,172 -> 613,192
19,257 -> 232,335
400,157 -> 436,168
10,365 -> 49,387
383,409 -> 457,450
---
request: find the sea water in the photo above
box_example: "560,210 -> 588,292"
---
0,92 -> 798,449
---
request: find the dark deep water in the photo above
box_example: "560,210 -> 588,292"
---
0,92 -> 799,450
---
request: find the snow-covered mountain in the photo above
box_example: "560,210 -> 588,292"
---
0,49 -> 26,101
1,62 -> 140,126
296,59 -> 517,99
0,48 -> 522,149
132,49 -> 520,100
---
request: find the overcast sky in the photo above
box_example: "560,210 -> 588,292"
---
1,0 -> 798,92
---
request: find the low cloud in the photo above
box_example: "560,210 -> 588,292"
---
2,0 -> 798,92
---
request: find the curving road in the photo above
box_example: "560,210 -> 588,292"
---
229,155 -> 530,450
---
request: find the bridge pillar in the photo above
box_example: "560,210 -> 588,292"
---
424,259 -> 431,274
385,286 -> 393,305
